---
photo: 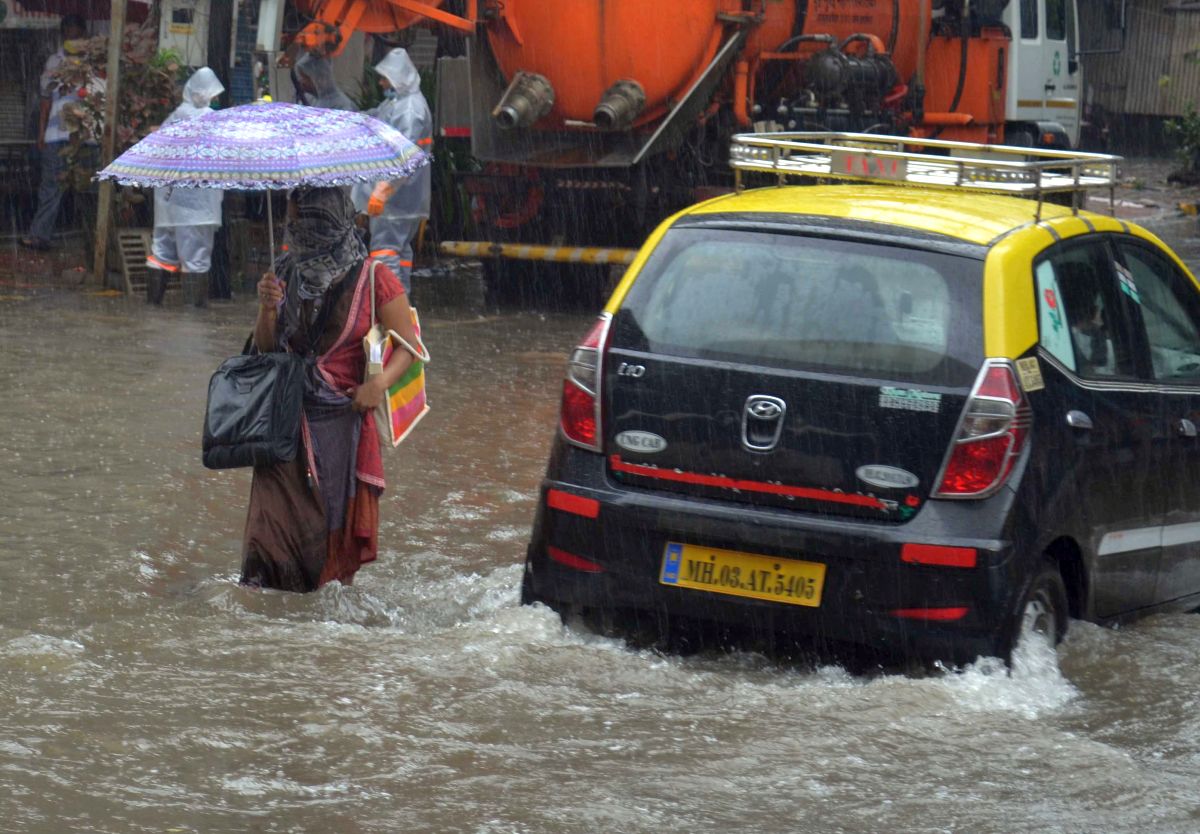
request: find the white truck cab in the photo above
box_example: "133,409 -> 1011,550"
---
1003,0 -> 1081,147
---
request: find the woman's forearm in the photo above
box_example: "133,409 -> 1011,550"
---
376,346 -> 414,390
375,296 -> 420,389
253,307 -> 277,352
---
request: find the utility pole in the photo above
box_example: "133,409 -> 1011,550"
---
92,0 -> 127,287
207,0 -> 235,299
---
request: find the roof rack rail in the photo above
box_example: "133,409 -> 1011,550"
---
729,132 -> 1122,219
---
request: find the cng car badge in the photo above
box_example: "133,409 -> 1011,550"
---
742,395 -> 787,452
615,430 -> 667,454
856,465 -> 920,490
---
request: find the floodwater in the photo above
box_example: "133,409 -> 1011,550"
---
3,281 -> 1200,834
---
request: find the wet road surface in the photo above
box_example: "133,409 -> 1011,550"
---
3,271 -> 1200,833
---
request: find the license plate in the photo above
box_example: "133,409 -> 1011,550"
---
659,542 -> 825,607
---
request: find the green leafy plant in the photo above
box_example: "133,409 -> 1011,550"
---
49,20 -> 181,193
1165,104 -> 1200,180
353,53 -> 386,112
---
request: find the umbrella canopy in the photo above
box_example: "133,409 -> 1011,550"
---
96,101 -> 429,191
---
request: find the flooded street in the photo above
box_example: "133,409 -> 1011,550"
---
3,278 -> 1200,834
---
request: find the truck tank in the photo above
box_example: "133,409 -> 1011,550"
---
483,0 -> 932,132
484,0 -> 726,129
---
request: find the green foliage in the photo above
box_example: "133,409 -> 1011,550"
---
353,54 -> 386,112
429,136 -> 481,243
50,20 -> 180,193
1165,105 -> 1200,175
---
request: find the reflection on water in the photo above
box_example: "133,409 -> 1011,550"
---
2,290 -> 1200,833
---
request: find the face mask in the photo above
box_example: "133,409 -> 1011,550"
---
292,248 -> 340,281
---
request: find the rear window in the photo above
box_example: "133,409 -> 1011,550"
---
614,227 -> 984,386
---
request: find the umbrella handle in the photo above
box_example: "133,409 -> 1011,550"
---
267,196 -> 275,266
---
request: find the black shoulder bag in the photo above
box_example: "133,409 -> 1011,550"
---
201,274 -> 354,470
201,343 -> 307,470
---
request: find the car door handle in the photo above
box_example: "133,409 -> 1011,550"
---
1066,410 -> 1093,430
1178,418 -> 1198,438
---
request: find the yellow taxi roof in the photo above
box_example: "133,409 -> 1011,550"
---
684,184 -> 1107,246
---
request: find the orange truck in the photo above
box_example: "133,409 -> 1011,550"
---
291,0 -> 1119,287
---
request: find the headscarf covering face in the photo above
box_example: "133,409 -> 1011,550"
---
284,186 -> 367,300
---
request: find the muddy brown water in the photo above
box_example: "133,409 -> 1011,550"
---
3,268 -> 1200,833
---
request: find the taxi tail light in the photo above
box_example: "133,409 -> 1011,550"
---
933,361 -> 1031,498
560,314 -> 611,452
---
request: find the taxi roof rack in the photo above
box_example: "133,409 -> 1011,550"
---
729,132 -> 1122,220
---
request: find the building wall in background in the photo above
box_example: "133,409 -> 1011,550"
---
1082,1 -> 1200,117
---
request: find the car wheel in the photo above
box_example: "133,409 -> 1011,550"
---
1006,562 -> 1068,663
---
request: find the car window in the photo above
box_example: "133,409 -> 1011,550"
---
614,227 -> 984,386
1046,0 -> 1066,40
1021,0 -> 1039,38
1116,240 -> 1200,384
1037,240 -> 1139,380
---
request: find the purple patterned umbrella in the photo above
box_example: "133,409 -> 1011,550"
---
97,102 -> 430,256
97,101 -> 429,189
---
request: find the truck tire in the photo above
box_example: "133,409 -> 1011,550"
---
1006,129 -> 1034,148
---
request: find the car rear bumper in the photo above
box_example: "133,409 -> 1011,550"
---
525,448 -> 1024,665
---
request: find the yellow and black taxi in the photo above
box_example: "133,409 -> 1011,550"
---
521,133 -> 1200,665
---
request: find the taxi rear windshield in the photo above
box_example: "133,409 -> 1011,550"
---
614,227 -> 984,386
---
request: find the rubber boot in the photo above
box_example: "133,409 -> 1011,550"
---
145,268 -> 168,305
184,271 -> 209,308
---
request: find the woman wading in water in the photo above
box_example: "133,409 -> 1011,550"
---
243,186 -> 418,591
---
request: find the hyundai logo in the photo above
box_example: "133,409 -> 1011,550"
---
748,400 -> 783,420
742,395 -> 787,452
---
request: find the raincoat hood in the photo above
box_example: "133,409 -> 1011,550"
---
373,48 -> 420,95
352,48 -> 431,220
183,67 -> 224,109
294,52 -> 355,111
154,67 -> 225,228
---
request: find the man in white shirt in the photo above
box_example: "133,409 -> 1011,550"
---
21,14 -> 88,251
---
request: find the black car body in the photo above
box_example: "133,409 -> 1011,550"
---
521,142 -> 1200,665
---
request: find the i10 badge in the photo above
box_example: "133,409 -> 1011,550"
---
615,431 -> 668,454
856,465 -> 920,490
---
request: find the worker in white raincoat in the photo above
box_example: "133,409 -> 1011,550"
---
146,67 -> 225,307
294,52 -> 356,111
352,48 -> 431,294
